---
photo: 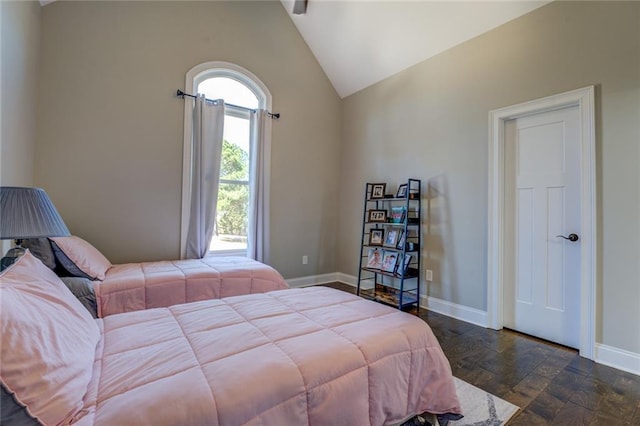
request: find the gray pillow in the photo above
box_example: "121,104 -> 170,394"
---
1,383 -> 40,426
49,240 -> 93,280
59,276 -> 98,318
21,238 -> 56,270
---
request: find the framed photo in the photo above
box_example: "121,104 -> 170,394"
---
389,206 -> 406,223
366,248 -> 383,269
396,230 -> 406,250
370,183 -> 386,199
399,254 -> 412,276
396,184 -> 408,198
369,229 -> 384,246
383,228 -> 400,247
380,251 -> 399,273
367,209 -> 387,222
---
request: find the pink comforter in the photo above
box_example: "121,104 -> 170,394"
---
93,256 -> 289,317
76,287 -> 461,425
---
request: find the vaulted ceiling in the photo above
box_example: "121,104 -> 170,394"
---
39,0 -> 550,98
280,0 -> 550,98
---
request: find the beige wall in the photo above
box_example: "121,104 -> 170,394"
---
6,0 -> 638,356
337,1 -> 640,354
1,0 -> 40,187
35,1 -> 342,278
1,0 -> 41,255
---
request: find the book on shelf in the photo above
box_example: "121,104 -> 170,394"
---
389,206 -> 406,223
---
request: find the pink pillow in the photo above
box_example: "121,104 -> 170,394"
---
50,235 -> 112,280
0,250 -> 100,425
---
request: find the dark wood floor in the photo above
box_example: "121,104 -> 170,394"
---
322,282 -> 640,425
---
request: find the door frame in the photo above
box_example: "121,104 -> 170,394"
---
487,86 -> 596,359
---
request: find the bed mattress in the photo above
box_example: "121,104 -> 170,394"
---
77,286 -> 461,425
94,256 -> 289,317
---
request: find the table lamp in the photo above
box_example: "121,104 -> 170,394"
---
0,186 -> 70,270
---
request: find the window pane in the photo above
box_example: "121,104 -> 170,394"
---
221,116 -> 250,181
199,76 -> 255,254
211,114 -> 250,253
197,77 -> 258,109
210,182 -> 249,252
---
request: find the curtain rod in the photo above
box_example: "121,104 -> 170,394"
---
176,89 -> 280,120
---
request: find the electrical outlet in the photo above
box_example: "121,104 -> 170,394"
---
302,255 -> 308,265
425,269 -> 433,281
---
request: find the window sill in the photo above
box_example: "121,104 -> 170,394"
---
207,249 -> 248,257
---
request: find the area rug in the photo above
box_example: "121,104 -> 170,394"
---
406,377 -> 519,426
448,377 -> 519,425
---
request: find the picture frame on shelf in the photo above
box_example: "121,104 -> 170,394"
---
396,230 -> 406,250
389,206 -> 406,223
380,251 -> 399,273
366,248 -> 383,269
369,229 -> 384,246
370,183 -> 386,199
396,184 -> 408,198
400,254 -> 412,276
368,209 -> 387,222
383,228 -> 400,248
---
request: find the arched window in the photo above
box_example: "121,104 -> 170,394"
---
181,62 -> 272,260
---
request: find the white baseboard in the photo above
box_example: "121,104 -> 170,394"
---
420,295 -> 489,328
287,272 -> 640,376
286,273 -> 341,288
332,274 -> 488,327
336,272 -> 358,286
287,272 -> 360,288
595,343 -> 640,376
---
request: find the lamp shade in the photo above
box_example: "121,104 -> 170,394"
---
0,187 -> 70,240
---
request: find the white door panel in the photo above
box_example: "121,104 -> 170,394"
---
504,106 -> 581,348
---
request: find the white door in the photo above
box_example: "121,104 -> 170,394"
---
503,105 -> 581,348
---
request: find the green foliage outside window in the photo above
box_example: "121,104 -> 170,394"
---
216,139 -> 249,237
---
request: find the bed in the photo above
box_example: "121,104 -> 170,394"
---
92,255 -> 289,317
1,251 -> 462,426
25,235 -> 289,317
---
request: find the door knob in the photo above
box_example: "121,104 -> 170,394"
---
556,233 -> 579,242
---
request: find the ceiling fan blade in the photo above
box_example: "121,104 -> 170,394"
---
292,0 -> 307,15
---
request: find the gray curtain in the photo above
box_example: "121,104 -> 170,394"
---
185,96 -> 225,259
247,110 -> 270,262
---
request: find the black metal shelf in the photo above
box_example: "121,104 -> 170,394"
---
362,245 -> 419,253
357,179 -> 422,312
360,266 -> 419,279
359,286 -> 419,310
365,222 -> 419,226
